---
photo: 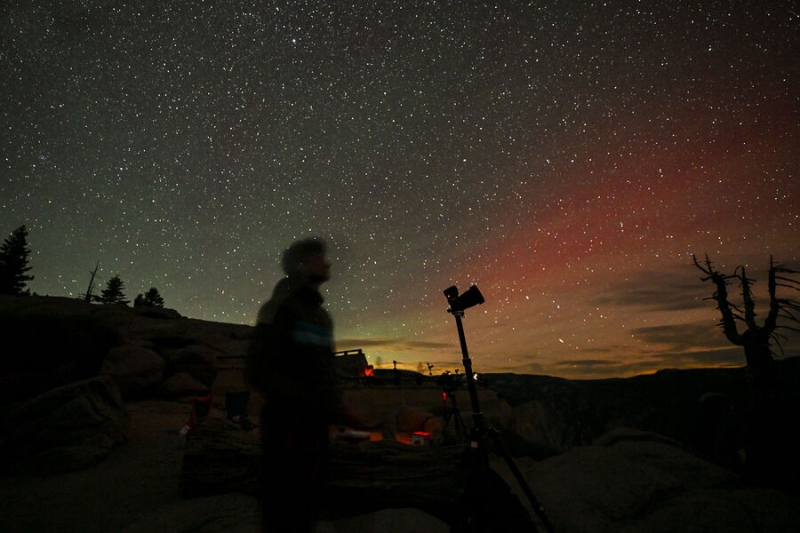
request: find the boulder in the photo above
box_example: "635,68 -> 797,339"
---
168,344 -> 219,386
159,372 -> 210,398
0,376 -> 127,472
502,428 -> 800,533
100,344 -> 165,398
395,404 -> 433,432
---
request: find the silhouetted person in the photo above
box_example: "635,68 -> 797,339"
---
245,238 -> 341,533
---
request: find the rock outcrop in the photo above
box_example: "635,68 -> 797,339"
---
489,363 -> 800,470
0,295 -> 252,402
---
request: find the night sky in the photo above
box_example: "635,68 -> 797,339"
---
2,1 -> 798,379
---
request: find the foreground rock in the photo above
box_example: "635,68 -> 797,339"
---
0,376 -> 127,473
118,493 -> 449,533
179,418 -> 800,532
511,428 -> 800,533
2,397 -> 799,533
180,417 -> 263,498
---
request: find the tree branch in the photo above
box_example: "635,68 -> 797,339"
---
763,257 -> 780,333
739,265 -> 760,330
693,254 -> 742,344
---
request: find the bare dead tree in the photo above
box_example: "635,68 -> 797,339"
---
693,254 -> 800,371
84,261 -> 99,303
693,254 -> 800,486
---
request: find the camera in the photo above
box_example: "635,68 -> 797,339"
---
437,370 -> 460,393
443,285 -> 485,312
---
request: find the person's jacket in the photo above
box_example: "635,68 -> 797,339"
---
246,279 -> 341,416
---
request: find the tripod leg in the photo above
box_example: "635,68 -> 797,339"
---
444,300 -> 553,532
454,410 -> 466,440
487,430 -> 554,533
450,450 -> 539,533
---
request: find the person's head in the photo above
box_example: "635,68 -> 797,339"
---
281,237 -> 330,286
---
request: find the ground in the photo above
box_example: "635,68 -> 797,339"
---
0,401 -> 448,533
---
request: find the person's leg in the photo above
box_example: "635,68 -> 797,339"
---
260,410 -> 320,532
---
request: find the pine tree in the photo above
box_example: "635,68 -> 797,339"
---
98,274 -> 129,305
0,225 -> 34,295
143,287 -> 165,308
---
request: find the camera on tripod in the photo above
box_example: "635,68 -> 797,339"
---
441,282 -> 553,532
443,285 -> 484,313
436,370 -> 461,393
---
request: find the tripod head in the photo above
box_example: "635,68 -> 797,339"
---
437,370 -> 460,394
444,285 -> 484,314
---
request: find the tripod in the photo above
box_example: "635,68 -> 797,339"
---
441,378 -> 468,441
445,285 -> 553,533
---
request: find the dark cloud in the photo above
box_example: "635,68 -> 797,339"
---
634,346 -> 744,369
554,359 -> 618,368
632,322 -> 726,351
337,337 -> 452,352
592,268 -> 710,312
548,346 -> 747,379
598,288 -> 709,312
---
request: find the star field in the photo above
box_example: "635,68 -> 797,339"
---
2,1 -> 798,378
